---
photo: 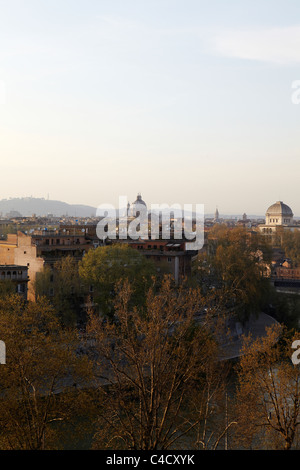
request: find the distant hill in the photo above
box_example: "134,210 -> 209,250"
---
0,197 -> 97,217
0,197 -> 269,220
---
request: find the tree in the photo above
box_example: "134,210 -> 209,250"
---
35,256 -> 84,326
196,227 -> 272,321
280,230 -> 300,266
0,295 -> 91,449
234,324 -> 300,450
193,350 -> 235,450
86,276 -> 231,450
0,280 -> 17,297
78,244 -> 156,317
0,223 -> 17,240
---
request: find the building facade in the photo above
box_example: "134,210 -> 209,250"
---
0,228 -> 97,301
0,265 -> 29,300
258,201 -> 299,240
113,238 -> 198,284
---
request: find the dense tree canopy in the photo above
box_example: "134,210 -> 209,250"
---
196,227 -> 272,321
0,295 -> 91,449
280,229 -> 300,266
35,256 -> 84,326
1,225 -> 298,450
78,244 -> 156,316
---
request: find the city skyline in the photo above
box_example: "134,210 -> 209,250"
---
0,194 -> 298,219
0,0 -> 300,214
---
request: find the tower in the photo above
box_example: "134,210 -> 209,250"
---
214,207 -> 220,223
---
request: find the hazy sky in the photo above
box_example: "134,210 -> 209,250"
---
0,0 -> 300,215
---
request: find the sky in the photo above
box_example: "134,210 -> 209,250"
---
0,0 -> 300,216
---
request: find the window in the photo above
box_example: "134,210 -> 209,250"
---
168,257 -> 172,263
18,284 -> 25,293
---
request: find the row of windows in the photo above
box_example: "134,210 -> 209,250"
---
277,271 -> 300,275
0,270 -> 26,279
137,245 -> 164,250
268,218 -> 291,224
43,238 -> 83,246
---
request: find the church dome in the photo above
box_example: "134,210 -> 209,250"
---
128,193 -> 147,217
132,193 -> 147,208
266,201 -> 293,217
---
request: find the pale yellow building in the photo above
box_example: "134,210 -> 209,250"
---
258,201 -> 299,239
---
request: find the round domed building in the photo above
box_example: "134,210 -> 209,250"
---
259,201 -> 297,237
265,201 -> 293,226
